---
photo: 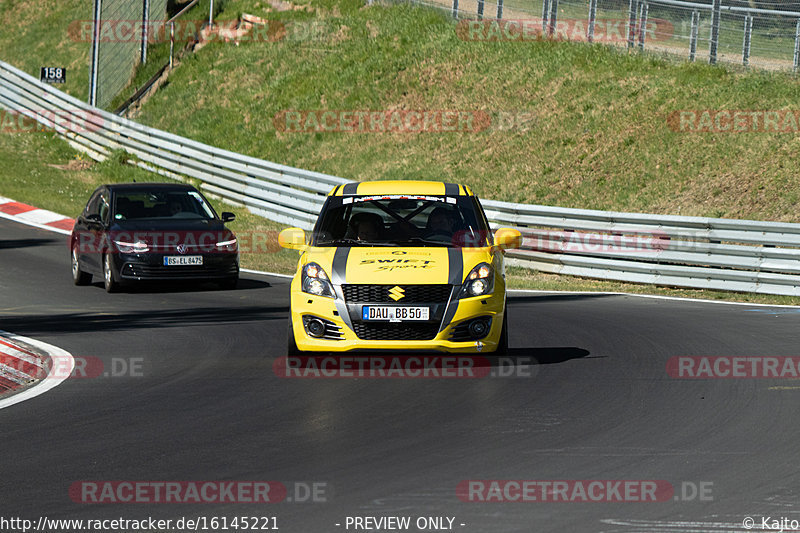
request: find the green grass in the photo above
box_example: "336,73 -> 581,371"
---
0,0 -> 92,101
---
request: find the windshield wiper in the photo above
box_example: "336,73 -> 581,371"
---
399,237 -> 454,247
319,238 -> 396,246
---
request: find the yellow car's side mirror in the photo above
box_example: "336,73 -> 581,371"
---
278,227 -> 308,251
493,228 -> 522,251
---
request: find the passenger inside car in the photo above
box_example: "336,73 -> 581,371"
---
347,212 -> 384,242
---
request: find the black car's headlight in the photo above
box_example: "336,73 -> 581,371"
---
216,237 -> 238,253
113,239 -> 149,253
302,262 -> 335,298
459,262 -> 494,298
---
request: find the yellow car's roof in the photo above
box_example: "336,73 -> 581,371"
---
328,180 -> 474,197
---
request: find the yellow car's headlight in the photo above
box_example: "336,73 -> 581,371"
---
302,262 -> 335,298
459,262 -> 494,298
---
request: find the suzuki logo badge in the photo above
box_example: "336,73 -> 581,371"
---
388,286 -> 405,301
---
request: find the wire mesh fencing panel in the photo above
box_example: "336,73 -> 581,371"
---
390,0 -> 800,71
91,0 -> 169,109
743,8 -> 800,69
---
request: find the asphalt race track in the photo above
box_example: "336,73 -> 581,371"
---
2,216 -> 800,533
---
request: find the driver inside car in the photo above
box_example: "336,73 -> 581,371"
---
425,207 -> 456,239
347,212 -> 384,242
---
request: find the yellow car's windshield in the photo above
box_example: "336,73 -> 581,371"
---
311,195 -> 491,247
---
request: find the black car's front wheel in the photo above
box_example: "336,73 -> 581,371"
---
71,245 -> 92,286
103,253 -> 120,293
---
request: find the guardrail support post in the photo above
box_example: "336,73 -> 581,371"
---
452,0 -> 459,18
742,15 -> 753,66
627,0 -> 638,48
638,2 -> 648,50
169,22 -> 175,69
477,0 -> 484,19
209,0 -> 214,26
689,10 -> 699,61
496,0 -> 503,20
588,0 -> 597,42
794,19 -> 800,72
709,0 -> 721,64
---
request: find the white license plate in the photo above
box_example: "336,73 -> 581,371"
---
163,255 -> 203,266
362,306 -> 430,322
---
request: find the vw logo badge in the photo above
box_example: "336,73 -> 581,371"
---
177,244 -> 188,254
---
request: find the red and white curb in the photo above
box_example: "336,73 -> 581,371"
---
0,195 -> 74,235
0,331 -> 75,410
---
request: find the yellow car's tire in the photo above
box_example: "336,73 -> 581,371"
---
287,316 -> 302,355
494,305 -> 509,355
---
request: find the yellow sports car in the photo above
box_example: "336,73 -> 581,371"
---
278,181 -> 522,354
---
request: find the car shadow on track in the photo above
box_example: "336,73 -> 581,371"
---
0,305 -> 289,336
87,277 -> 270,293
0,238 -> 61,249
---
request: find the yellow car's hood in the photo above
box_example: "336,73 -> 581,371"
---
304,246 -> 492,285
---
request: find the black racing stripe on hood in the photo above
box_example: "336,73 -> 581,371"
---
447,247 -> 463,285
331,247 -> 350,284
331,247 -> 354,332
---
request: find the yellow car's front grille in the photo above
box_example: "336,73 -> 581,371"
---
352,322 -> 441,341
342,284 -> 453,304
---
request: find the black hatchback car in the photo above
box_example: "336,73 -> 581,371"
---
70,183 -> 239,292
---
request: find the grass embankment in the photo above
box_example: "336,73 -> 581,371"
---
2,0 -> 800,303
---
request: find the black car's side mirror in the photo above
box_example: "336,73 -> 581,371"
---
221,212 -> 236,223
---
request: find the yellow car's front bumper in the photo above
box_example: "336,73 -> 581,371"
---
290,288 -> 506,354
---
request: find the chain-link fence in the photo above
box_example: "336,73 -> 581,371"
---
89,0 -> 169,109
403,0 -> 800,70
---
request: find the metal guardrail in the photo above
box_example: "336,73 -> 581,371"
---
2,59 -> 800,296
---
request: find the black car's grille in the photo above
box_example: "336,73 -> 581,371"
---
343,284 -> 452,304
352,322 -> 441,341
121,262 -> 238,279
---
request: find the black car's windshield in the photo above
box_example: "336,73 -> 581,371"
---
113,190 -> 216,221
311,195 -> 491,247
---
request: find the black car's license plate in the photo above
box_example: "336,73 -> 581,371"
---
163,256 -> 203,266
